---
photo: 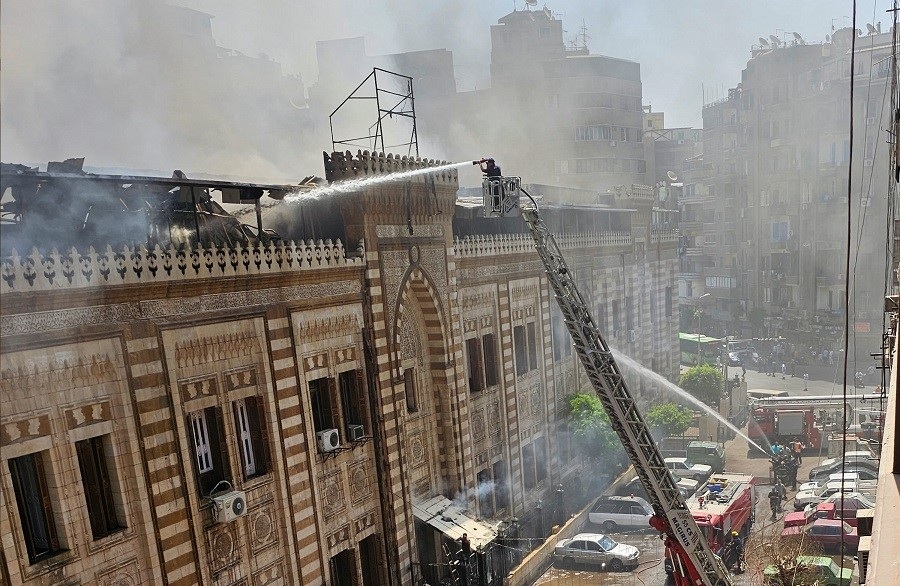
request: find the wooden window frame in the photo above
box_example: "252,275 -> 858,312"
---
76,435 -> 125,540
233,396 -> 269,480
404,367 -> 418,413
8,452 -> 62,564
482,333 -> 499,387
466,337 -> 485,392
187,406 -> 230,496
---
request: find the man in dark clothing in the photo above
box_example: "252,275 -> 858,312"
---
479,158 -> 502,177
768,486 -> 781,520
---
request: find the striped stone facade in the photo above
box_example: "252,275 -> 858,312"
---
0,151 -> 679,585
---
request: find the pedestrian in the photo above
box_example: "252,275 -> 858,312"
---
781,363 -> 786,379
803,372 -> 809,391
792,440 -> 803,465
741,365 -> 746,379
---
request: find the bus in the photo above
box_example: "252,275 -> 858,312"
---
679,332 -> 724,366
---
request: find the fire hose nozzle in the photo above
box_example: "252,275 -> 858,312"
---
473,159 -> 486,165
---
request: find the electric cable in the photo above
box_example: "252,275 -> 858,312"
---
839,0 -> 859,570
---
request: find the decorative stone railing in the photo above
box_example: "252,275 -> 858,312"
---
453,232 -> 632,259
323,149 -> 458,185
1,239 -> 365,294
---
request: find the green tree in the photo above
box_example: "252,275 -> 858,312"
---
645,403 -> 692,437
566,392 -> 620,462
679,364 -> 724,406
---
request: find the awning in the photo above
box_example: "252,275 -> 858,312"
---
412,496 -> 501,550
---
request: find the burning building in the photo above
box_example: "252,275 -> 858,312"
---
0,150 -> 679,585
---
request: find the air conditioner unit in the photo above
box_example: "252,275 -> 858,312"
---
677,139 -> 686,145
316,428 -> 341,452
609,140 -> 617,147
627,329 -> 637,343
211,490 -> 248,523
347,424 -> 365,441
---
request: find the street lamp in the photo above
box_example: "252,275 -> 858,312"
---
697,293 -> 711,364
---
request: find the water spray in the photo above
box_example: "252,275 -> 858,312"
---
282,159 -> 475,203
612,350 -> 770,456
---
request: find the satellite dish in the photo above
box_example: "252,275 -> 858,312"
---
769,35 -> 781,47
866,23 -> 876,34
667,170 -> 678,182
793,32 -> 802,40
758,37 -> 770,47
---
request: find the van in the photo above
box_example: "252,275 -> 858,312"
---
686,441 -> 726,473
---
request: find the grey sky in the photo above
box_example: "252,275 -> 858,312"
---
182,0 -> 871,126
0,0 -> 884,177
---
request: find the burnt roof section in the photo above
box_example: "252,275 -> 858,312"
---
1,159 -> 303,254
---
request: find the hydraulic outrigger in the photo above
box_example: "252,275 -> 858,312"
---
482,175 -> 732,586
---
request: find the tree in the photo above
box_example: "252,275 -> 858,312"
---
745,522 -> 829,585
645,403 -> 692,437
566,392 -> 620,462
679,364 -> 723,406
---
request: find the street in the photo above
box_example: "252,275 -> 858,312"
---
532,370 -> 864,585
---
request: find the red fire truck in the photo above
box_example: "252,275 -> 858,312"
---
664,473 -> 755,575
749,407 -> 823,453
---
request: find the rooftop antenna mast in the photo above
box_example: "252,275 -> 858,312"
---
578,19 -> 591,51
329,67 -> 419,157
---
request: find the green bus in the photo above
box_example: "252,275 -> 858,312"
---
679,332 -> 724,366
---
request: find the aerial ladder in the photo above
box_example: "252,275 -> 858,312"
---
482,175 -> 732,586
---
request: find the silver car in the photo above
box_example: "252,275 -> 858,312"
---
554,532 -> 640,571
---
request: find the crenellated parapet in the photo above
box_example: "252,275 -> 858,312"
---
323,150 -> 458,185
0,239 -> 365,294
453,232 -> 633,259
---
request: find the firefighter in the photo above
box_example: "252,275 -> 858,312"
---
478,158 -> 502,177
785,456 -> 799,490
768,485 -> 782,520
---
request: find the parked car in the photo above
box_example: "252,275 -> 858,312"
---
616,474 -> 694,500
686,440 -> 726,472
808,452 -> 878,481
727,352 -> 743,366
553,533 -> 640,571
809,464 -> 878,483
763,555 -> 852,585
812,492 -> 876,512
793,481 -> 857,511
785,496 -> 873,528
588,496 -> 653,532
780,519 -> 858,554
798,472 -> 862,493
664,457 -> 713,483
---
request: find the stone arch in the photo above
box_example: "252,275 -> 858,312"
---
391,265 -> 450,380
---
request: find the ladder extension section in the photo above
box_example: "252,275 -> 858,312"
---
518,193 -> 731,586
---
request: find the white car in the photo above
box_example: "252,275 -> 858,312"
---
794,480 -> 857,511
798,472 -> 860,493
664,458 -> 713,483
588,496 -> 653,532
804,491 -> 877,512
671,472 -> 700,497
554,533 -> 640,571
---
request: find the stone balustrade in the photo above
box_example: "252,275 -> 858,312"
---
1,239 -> 365,294
453,232 -> 632,259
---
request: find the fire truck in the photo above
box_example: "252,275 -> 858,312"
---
749,407 -> 823,453
484,175 -> 732,586
748,393 -> 885,455
664,473 -> 755,575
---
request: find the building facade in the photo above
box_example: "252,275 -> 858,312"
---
0,151 -> 679,586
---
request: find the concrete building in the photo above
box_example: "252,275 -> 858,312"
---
0,150 -> 679,585
691,27 -> 891,365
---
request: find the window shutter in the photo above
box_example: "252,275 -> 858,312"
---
32,453 -> 60,552
76,440 -> 106,538
93,439 -> 119,533
327,377 -> 342,438
248,396 -> 269,475
355,369 -> 368,428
